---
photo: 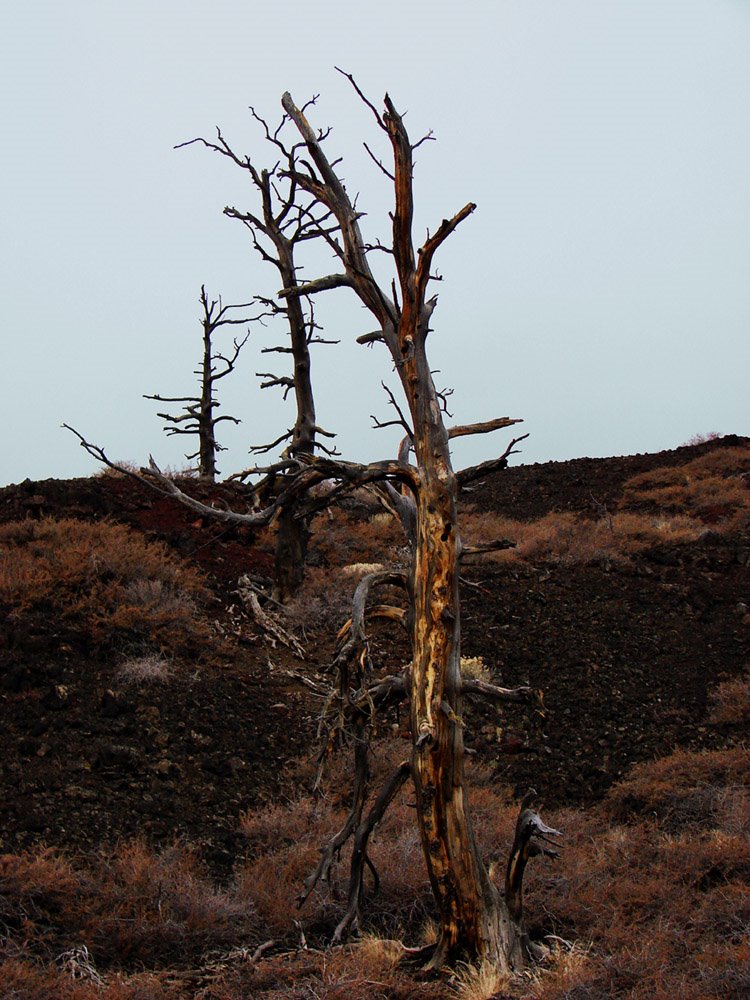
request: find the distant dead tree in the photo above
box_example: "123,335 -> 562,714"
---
66,76 -> 558,974
176,106 -> 340,601
144,286 -> 254,482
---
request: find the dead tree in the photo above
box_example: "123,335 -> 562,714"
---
177,107 -> 339,600
144,286 -> 254,481
66,78 -> 559,973
277,79 -> 559,972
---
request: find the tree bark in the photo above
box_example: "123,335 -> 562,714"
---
270,243 -> 315,601
403,331 -> 524,971
273,506 -> 308,604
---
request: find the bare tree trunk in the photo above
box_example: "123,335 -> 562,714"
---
278,84 -> 541,969
144,286 -> 249,482
270,246 -> 315,602
199,315 -> 218,482
405,340 -> 524,970
273,506 -> 309,603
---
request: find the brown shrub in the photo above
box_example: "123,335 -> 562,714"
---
307,503 -> 405,570
282,565 -> 362,635
527,748 -> 750,999
4,746 -> 748,998
459,444 -> 750,572
0,842 -> 259,972
620,445 -> 750,528
460,508 -> 702,567
0,517 -> 209,653
0,959 -> 172,999
90,841 -> 259,967
708,670 -> 750,725
604,746 -> 750,828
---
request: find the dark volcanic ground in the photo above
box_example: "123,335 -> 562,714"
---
1,438 -> 748,875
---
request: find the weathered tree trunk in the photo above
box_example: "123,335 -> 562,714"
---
273,506 -> 309,603
269,239 -> 316,602
404,334 -> 525,970
280,84 -> 548,971
198,314 -> 218,482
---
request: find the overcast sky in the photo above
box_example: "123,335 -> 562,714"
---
1,0 -> 748,486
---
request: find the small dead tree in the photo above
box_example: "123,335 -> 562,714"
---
144,286 -> 254,481
177,106 -> 340,600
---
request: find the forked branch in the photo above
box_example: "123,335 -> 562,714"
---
333,761 -> 411,942
505,791 -> 562,926
457,433 -> 530,487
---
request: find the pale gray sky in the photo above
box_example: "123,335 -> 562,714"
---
2,0 -> 748,485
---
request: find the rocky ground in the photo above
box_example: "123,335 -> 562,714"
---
1,437 -> 748,878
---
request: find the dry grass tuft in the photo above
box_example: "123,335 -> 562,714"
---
460,656 -> 492,682
0,517 -> 209,653
452,959 -> 512,1000
708,669 -> 750,726
116,653 -> 174,685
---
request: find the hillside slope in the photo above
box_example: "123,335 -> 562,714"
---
1,436 -> 747,861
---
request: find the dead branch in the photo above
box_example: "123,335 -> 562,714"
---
505,791 -> 562,925
461,539 -> 517,558
461,678 -> 540,707
448,417 -> 523,441
278,273 -> 353,298
333,761 -> 411,942
457,433 -> 530,487
298,719 -> 370,908
331,570 -> 409,678
236,577 -> 305,658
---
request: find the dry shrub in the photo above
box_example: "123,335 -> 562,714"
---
0,958 -> 168,999
620,445 -> 750,527
0,517 -> 209,653
683,431 -> 721,446
238,742 -> 519,947
238,739 -> 434,942
0,848 -> 85,948
526,747 -> 750,999
283,502 -> 409,635
461,508 -> 701,567
6,746 -> 748,998
95,461 -> 198,480
459,444 -> 749,570
116,653 -> 174,686
282,565 -> 361,635
604,746 -> 750,827
238,795 -> 350,936
460,656 -> 492,682
0,842 -> 259,973
89,841 -> 259,967
708,669 -> 750,725
200,945 -> 447,1000
307,502 -> 405,569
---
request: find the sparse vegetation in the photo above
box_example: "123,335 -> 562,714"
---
116,653 -> 174,686
461,443 -> 750,567
708,669 -> 750,726
1,437 -> 747,996
0,517 -> 209,654
1,746 -> 747,998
